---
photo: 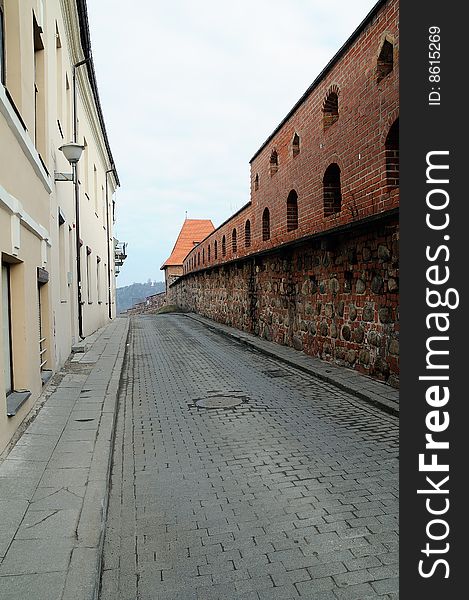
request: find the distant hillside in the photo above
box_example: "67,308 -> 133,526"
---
117,281 -> 165,314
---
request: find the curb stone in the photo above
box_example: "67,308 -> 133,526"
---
0,317 -> 130,600
184,313 -> 399,416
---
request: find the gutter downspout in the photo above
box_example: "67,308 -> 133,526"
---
105,168 -> 114,319
73,57 -> 91,339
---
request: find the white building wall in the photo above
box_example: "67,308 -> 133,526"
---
0,0 -> 120,452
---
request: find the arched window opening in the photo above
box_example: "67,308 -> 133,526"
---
377,39 -> 394,83
244,220 -> 251,248
385,118 -> 399,189
254,173 -> 259,191
269,150 -> 278,176
262,208 -> 270,241
323,163 -> 342,216
197,252 -> 200,266
323,92 -> 339,129
208,245 -> 211,261
222,235 -> 226,257
287,190 -> 298,231
202,248 -> 205,264
214,240 -> 218,259
292,133 -> 300,157
232,229 -> 237,254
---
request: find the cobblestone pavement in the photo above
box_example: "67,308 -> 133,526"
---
100,314 -> 398,600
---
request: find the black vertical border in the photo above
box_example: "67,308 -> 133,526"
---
400,1 -> 467,597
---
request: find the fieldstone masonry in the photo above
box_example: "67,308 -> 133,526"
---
170,215 -> 399,386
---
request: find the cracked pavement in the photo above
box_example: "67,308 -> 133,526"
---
100,314 -> 399,600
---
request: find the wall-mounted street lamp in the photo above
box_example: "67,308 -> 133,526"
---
54,142 -> 85,181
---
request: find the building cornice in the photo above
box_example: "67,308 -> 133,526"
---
60,0 -> 119,188
0,183 -> 50,242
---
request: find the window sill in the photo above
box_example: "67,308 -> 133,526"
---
0,86 -> 52,193
7,390 -> 32,417
41,370 -> 53,385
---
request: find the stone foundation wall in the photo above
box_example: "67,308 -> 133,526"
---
170,215 -> 399,386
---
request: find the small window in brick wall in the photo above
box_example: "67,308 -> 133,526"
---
232,229 -> 237,254
202,248 -> 205,264
269,150 -> 278,176
222,235 -> 226,257
323,163 -> 342,216
323,92 -> 339,129
245,220 -> 251,248
262,208 -> 271,241
292,134 -> 300,157
377,39 -> 394,83
198,252 -> 200,266
385,118 -> 399,189
254,173 -> 259,191
208,245 -> 211,261
286,190 -> 298,231
214,240 -> 218,259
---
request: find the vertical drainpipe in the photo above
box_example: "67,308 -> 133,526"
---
105,168 -> 114,319
73,57 -> 90,339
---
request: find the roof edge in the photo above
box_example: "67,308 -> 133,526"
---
183,201 -> 252,263
76,0 -> 120,187
160,219 -> 215,269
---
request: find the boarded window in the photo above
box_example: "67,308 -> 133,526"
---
245,220 -> 251,248
287,190 -> 298,231
377,39 -> 394,83
323,164 -> 342,216
385,119 -> 399,188
292,133 -> 300,157
262,208 -> 270,241
270,150 -> 278,175
323,92 -> 339,129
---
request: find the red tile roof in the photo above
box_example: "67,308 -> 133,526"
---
161,219 -> 215,268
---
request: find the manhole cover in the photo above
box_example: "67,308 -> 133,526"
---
195,396 -> 244,409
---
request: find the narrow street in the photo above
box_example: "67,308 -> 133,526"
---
100,314 -> 398,600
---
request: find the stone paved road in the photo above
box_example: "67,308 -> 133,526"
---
100,315 -> 398,600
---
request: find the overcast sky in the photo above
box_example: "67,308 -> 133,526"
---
87,0 -> 377,287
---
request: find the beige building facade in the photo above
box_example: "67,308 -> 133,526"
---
0,0 -> 122,452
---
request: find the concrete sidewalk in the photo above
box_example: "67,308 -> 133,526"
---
0,317 -> 129,600
186,313 -> 399,416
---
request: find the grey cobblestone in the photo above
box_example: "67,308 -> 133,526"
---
99,315 -> 398,599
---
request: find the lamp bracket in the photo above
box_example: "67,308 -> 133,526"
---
54,172 -> 74,182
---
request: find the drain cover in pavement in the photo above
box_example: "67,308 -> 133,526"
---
195,396 -> 243,409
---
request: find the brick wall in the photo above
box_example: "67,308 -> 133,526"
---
182,0 -> 399,276
170,0 -> 399,386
